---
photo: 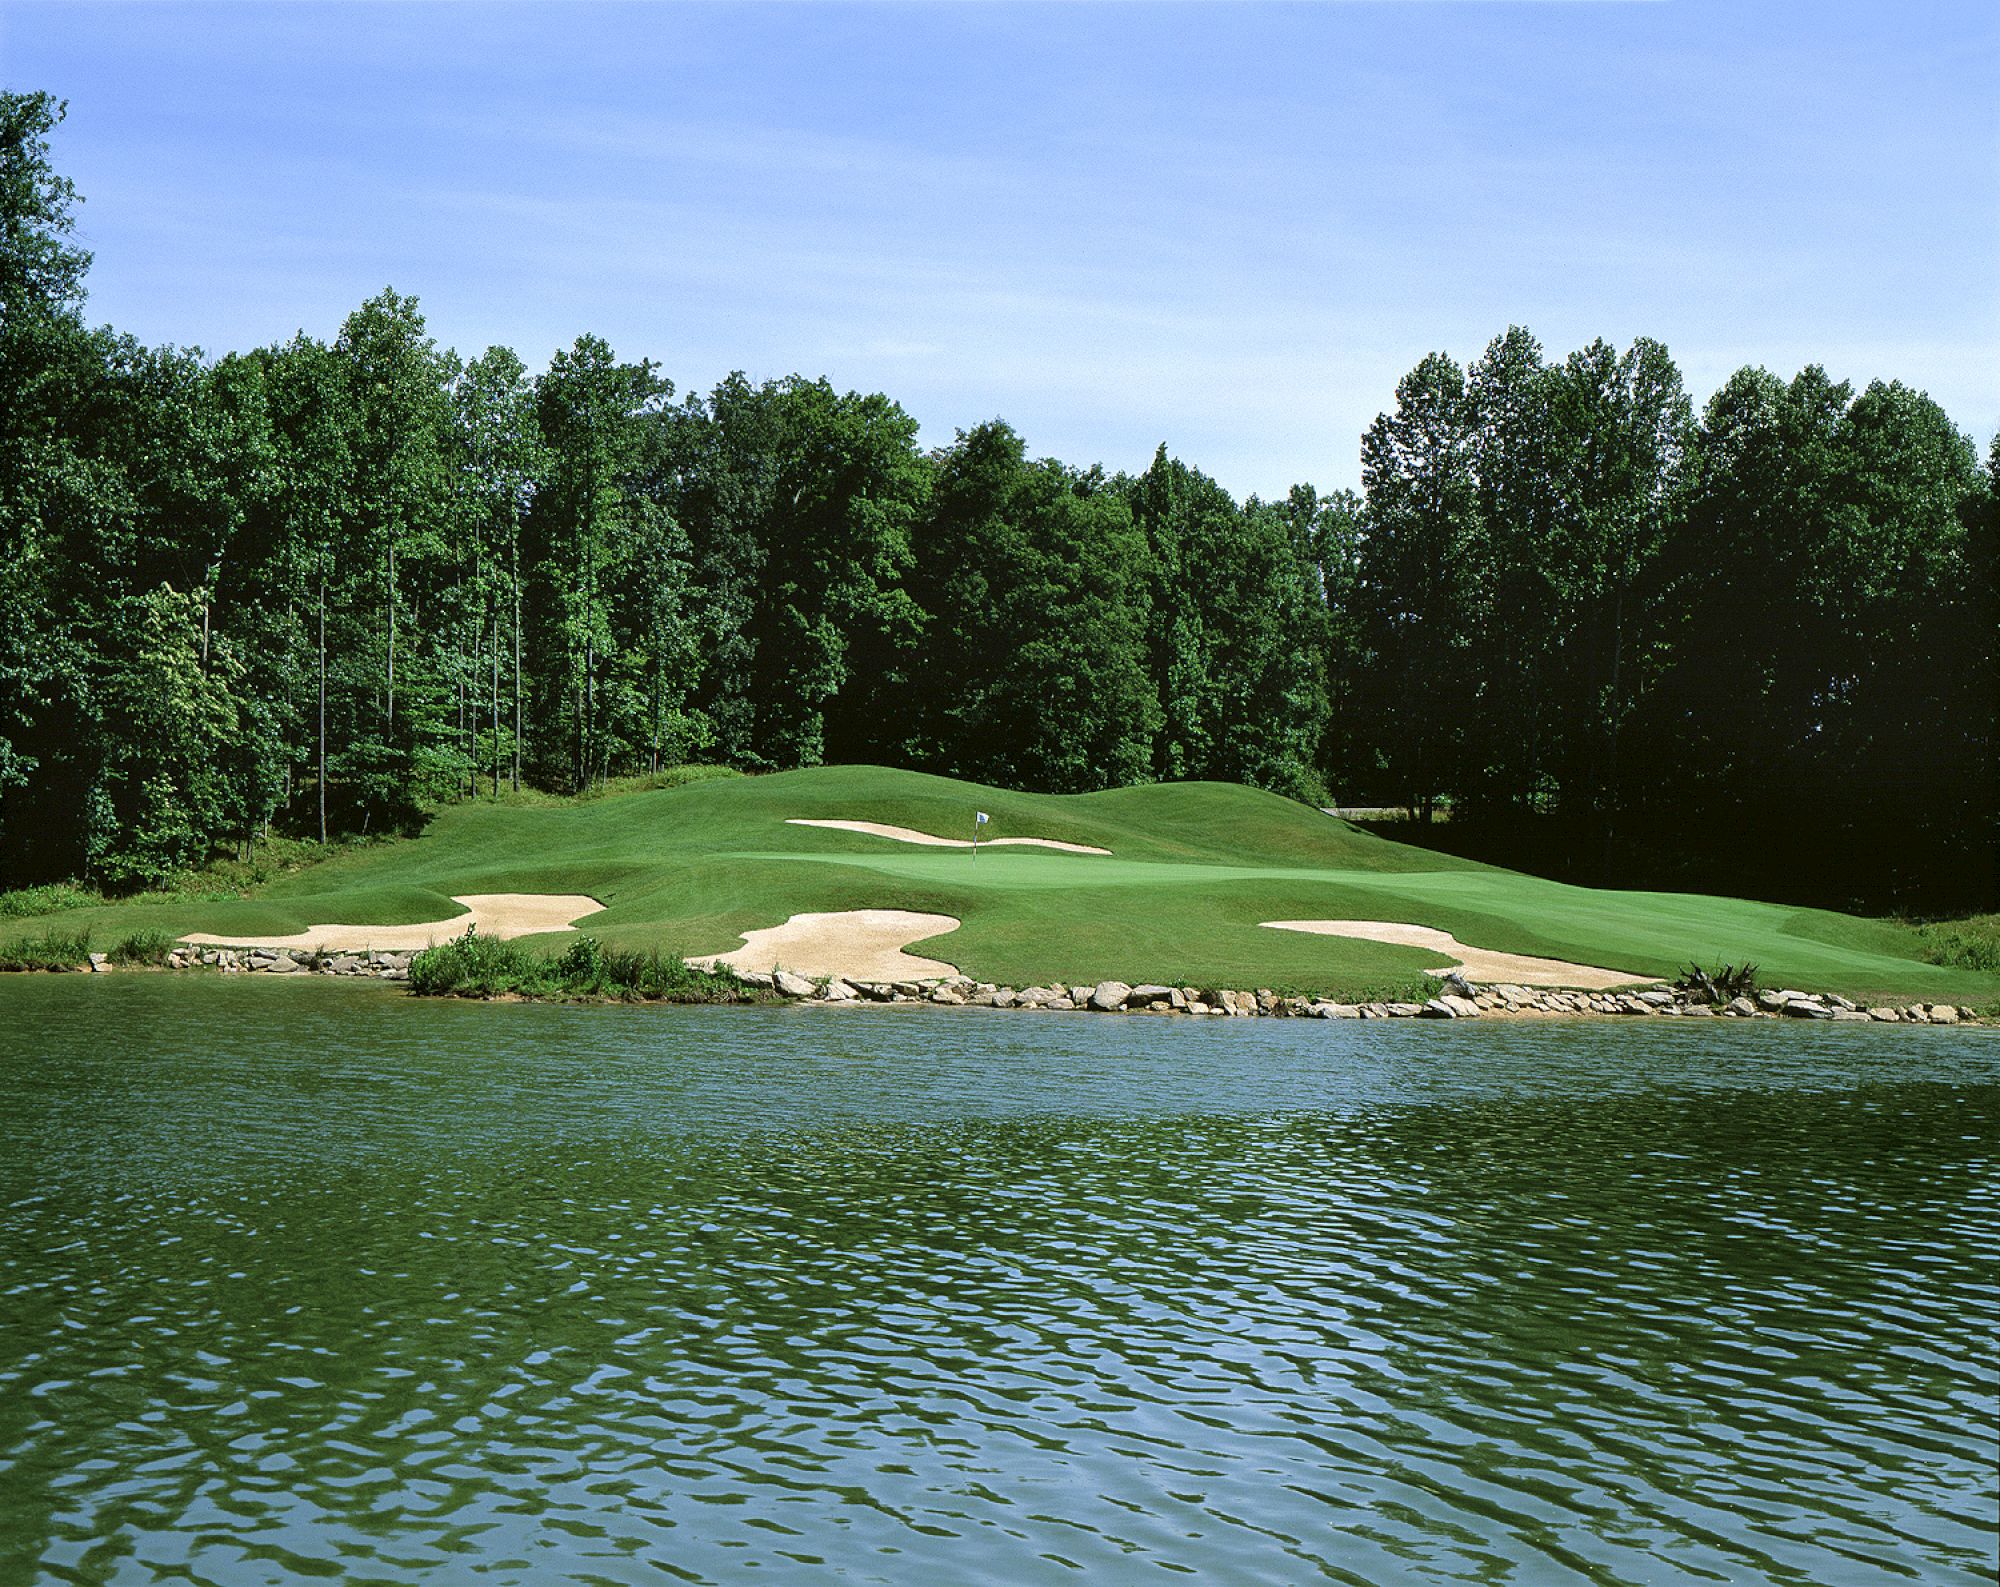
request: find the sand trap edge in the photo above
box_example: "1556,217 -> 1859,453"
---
1259,919 -> 1659,990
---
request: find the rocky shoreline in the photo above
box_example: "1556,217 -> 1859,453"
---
56,945 -> 1983,1025
738,970 -> 1977,1025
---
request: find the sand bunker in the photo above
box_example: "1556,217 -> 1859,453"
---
692,909 -> 962,981
1259,919 -> 1655,990
787,819 -> 1109,855
182,893 -> 605,953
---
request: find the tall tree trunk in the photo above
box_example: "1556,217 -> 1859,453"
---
491,604 -> 501,798
317,579 -> 328,845
385,537 -> 396,733
1602,549 -> 1629,881
512,551 -> 522,792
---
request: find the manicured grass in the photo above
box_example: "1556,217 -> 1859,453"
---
5,764 -> 1995,1006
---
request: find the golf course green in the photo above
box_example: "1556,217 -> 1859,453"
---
6,765 -> 1993,1007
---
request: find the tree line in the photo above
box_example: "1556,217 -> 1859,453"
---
4,93 -> 1993,909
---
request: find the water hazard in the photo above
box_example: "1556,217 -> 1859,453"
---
1,977 -> 1994,1584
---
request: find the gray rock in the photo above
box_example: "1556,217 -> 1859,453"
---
1928,1004 -> 1960,1026
1088,980 -> 1133,1012
1781,998 -> 1832,1019
1724,996 -> 1758,1018
1756,989 -> 1793,1012
87,953 -> 109,972
1386,1002 -> 1424,1018
1831,1009 -> 1871,1022
1438,994 -> 1480,1018
930,986 -> 966,1006
1046,996 -> 1077,1011
1867,1007 -> 1900,1022
1636,989 -> 1675,1008
773,970 -> 815,999
1443,970 -> 1477,999
821,977 -> 858,1002
1126,984 -> 1177,1008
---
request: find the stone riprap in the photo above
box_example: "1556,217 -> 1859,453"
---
47,951 -> 1985,1024
744,971 -> 1981,1025
159,945 -> 417,981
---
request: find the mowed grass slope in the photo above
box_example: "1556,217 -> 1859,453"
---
9,764 -> 1994,1005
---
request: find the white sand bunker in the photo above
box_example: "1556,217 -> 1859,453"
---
692,909 -> 962,981
787,819 -> 1109,855
1259,919 -> 1656,990
182,893 -> 605,953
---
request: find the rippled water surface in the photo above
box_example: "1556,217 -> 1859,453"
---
1,978 -> 1995,1585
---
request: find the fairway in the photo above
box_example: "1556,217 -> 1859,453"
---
8,765 -> 1994,1006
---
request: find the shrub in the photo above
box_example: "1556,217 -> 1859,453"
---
1674,963 -> 1759,1004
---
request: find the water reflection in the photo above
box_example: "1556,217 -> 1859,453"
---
1,980 -> 1994,1584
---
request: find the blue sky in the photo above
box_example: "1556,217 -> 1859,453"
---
4,1 -> 1994,497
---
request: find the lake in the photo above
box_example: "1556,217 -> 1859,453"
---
1,977 -> 1994,1585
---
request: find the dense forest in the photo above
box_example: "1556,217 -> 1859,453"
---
4,92 -> 1994,911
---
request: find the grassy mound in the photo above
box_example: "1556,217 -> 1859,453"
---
4,764 -> 1995,1006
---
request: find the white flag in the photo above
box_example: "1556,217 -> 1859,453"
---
976,811 -> 989,825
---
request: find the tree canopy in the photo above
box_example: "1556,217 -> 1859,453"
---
0,92 -> 1991,913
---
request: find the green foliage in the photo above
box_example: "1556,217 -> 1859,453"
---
109,928 -> 178,965
0,883 -> 101,918
0,927 -> 90,971
0,91 -> 1990,920
1918,916 -> 2000,975
902,422 -> 1159,792
409,928 -> 752,1003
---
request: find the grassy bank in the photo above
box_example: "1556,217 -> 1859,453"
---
4,765 -> 1997,1008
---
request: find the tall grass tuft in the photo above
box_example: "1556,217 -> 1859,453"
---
110,928 -> 180,966
0,928 -> 93,971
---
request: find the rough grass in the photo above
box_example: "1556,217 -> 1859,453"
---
0,883 -> 102,919
409,931 -> 756,1003
0,928 -> 92,971
1918,915 -> 2000,975
5,764 -> 1996,1005
109,928 -> 180,966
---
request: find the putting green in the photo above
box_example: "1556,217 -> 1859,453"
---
7,764 -> 1993,1005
